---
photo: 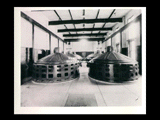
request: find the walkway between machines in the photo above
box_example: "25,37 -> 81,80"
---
21,62 -> 142,107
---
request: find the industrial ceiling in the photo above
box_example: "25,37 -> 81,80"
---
31,8 -> 131,42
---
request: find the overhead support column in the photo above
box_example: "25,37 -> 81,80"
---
32,23 -> 34,62
120,31 -> 122,53
21,12 -> 64,42
49,33 -> 51,53
58,39 -> 59,52
111,37 -> 112,47
63,42 -> 64,52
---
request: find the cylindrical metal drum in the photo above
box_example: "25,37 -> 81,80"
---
72,52 -> 83,61
32,48 -> 80,83
86,50 -> 101,61
66,51 -> 82,67
88,46 -> 139,84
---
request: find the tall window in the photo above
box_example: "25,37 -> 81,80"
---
127,21 -> 139,60
112,33 -> 120,52
59,40 -> 63,53
116,43 -> 120,53
51,36 -> 58,54
21,17 -> 32,48
128,39 -> 136,59
34,25 -> 49,50
21,17 -> 32,64
105,38 -> 111,52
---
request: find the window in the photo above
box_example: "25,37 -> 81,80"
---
21,17 -> 32,48
51,36 -> 58,54
116,43 -> 120,53
59,40 -> 63,53
128,39 -> 136,60
112,33 -> 121,52
126,21 -> 139,60
34,26 -> 49,50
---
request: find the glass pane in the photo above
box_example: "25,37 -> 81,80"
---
51,36 -> 58,54
21,17 -> 32,47
34,26 -> 49,50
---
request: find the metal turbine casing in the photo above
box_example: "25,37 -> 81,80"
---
72,52 -> 83,61
32,51 -> 80,83
65,52 -> 82,66
88,46 -> 139,84
86,50 -> 101,61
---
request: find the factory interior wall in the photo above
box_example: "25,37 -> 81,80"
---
102,41 -> 106,52
34,25 -> 49,50
111,32 -> 121,53
59,40 -> 63,53
21,17 -> 32,83
51,35 -> 58,54
65,41 -> 96,52
64,41 -> 98,57
20,13 -> 63,84
22,11 -> 64,40
20,9 -> 142,83
103,13 -> 142,74
21,17 -> 32,48
64,40 -> 106,58
104,38 -> 111,52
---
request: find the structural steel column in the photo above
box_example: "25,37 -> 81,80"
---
49,33 -> 51,53
32,23 -> 34,62
111,37 -> 112,47
58,39 -> 59,52
120,31 -> 122,53
63,42 -> 64,52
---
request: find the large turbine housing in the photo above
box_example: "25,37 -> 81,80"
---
32,48 -> 80,83
88,46 -> 139,84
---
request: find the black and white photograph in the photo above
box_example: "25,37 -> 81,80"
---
14,7 -> 146,114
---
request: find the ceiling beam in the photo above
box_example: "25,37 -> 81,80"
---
49,18 -> 122,25
68,10 -> 77,34
54,10 -> 71,35
91,9 -> 100,34
64,37 -> 105,42
63,33 -> 106,37
99,9 -> 116,34
83,9 -> 85,16
58,27 -> 112,32
21,12 -> 64,42
103,9 -> 116,28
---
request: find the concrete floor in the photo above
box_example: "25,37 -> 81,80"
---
21,62 -> 142,107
